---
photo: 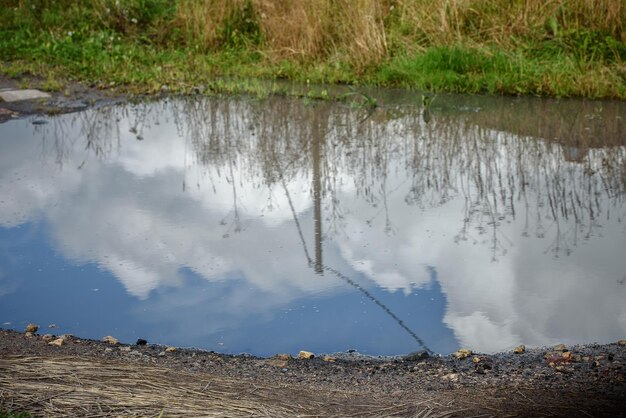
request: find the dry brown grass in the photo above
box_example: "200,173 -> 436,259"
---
0,355 -> 447,417
173,0 -> 625,66
391,0 -> 626,45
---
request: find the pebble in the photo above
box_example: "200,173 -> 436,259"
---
442,373 -> 459,382
102,336 -> 119,345
136,339 -> 147,346
275,353 -> 293,361
553,343 -> 566,351
165,346 -> 177,353
120,346 -> 131,352
299,350 -> 315,359
514,345 -> 525,354
453,348 -> 472,359
25,324 -> 39,333
618,340 -> 626,346
48,338 -> 64,347
42,334 -> 54,342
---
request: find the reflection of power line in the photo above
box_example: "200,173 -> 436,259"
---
276,156 -> 434,355
323,265 -> 433,356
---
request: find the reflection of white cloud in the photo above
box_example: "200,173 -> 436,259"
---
0,101 -> 624,353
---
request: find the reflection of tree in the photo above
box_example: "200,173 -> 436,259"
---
41,95 -> 625,261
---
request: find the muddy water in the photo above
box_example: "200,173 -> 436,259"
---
0,93 -> 624,356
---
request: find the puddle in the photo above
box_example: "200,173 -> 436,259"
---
0,94 -> 624,357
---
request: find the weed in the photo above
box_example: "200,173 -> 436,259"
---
0,0 -> 624,98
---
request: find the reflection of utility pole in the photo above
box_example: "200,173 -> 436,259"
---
312,119 -> 323,274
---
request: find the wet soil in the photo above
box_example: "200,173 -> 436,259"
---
1,329 -> 624,417
0,74 -> 136,123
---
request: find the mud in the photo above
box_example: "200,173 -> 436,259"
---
1,329 -> 624,417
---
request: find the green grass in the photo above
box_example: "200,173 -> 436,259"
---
1,1 -> 624,99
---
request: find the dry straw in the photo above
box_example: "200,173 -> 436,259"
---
172,0 -> 625,65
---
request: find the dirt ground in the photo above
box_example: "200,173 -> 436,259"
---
1,329 -> 625,417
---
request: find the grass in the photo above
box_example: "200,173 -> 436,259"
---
0,0 -> 625,99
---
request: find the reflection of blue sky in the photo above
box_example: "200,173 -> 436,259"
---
1,99 -> 625,355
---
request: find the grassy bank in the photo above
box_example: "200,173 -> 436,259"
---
1,0 -> 625,98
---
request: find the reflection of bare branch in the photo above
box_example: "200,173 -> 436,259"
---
36,95 -> 625,260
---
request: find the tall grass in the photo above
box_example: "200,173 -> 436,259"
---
173,0 -> 625,66
1,0 -> 625,97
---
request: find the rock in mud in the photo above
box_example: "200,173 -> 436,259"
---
453,348 -> 472,359
442,373 -> 459,382
25,323 -> 39,333
102,336 -> 119,345
49,338 -> 65,347
299,351 -> 315,359
514,345 -> 526,354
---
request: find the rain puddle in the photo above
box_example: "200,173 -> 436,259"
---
0,92 -> 624,357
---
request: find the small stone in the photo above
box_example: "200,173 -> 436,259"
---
165,346 -> 177,352
442,373 -> 459,382
618,340 -> 626,346
299,350 -> 315,359
136,339 -> 147,346
102,336 -> 119,345
24,332 -> 34,338
120,346 -> 131,352
323,356 -> 337,362
48,338 -> 64,347
453,348 -> 472,359
545,350 -> 573,365
514,345 -> 526,354
553,343 -> 566,351
42,334 -> 55,342
555,366 -> 572,373
158,351 -> 166,357
105,347 -> 113,353
472,356 -> 481,363
25,323 -> 39,333
275,353 -> 292,361
0,89 -> 51,102
60,334 -> 73,341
